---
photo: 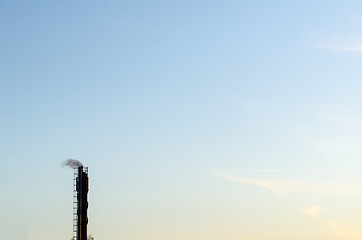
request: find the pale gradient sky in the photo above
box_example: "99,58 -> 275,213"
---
2,1 -> 362,240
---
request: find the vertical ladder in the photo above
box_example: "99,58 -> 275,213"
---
73,169 -> 79,240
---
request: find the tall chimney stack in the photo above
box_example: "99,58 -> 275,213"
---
74,166 -> 89,240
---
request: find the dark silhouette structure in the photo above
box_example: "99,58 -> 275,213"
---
74,166 -> 89,240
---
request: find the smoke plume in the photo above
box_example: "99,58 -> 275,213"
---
62,159 -> 83,168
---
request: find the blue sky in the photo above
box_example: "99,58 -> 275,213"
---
2,1 -> 362,239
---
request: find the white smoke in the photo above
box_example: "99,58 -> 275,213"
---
62,159 -> 83,168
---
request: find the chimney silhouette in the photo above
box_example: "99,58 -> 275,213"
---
74,166 -> 89,240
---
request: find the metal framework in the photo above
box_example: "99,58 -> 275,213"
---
73,167 -> 88,240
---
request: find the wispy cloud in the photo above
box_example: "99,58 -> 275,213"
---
312,113 -> 362,155
299,206 -> 322,218
213,172 -> 362,196
319,114 -> 362,126
310,143 -> 347,155
248,170 -> 280,173
312,30 -> 362,52
303,216 -> 362,239
213,172 -> 300,195
317,43 -> 362,52
325,219 -> 362,240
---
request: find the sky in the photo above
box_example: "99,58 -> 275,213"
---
2,1 -> 362,239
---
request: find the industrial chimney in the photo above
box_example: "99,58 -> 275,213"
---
73,166 -> 89,240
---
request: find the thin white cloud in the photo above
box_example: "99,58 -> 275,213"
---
311,113 -> 362,155
317,43 -> 362,52
249,170 -> 280,173
303,217 -> 362,239
299,206 -> 322,218
310,143 -> 347,155
313,30 -> 362,52
325,219 -> 362,240
311,113 -> 362,156
213,172 -> 300,195
213,172 -> 362,196
319,114 -> 362,126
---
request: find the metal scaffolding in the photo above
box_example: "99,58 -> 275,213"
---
73,167 -> 88,240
